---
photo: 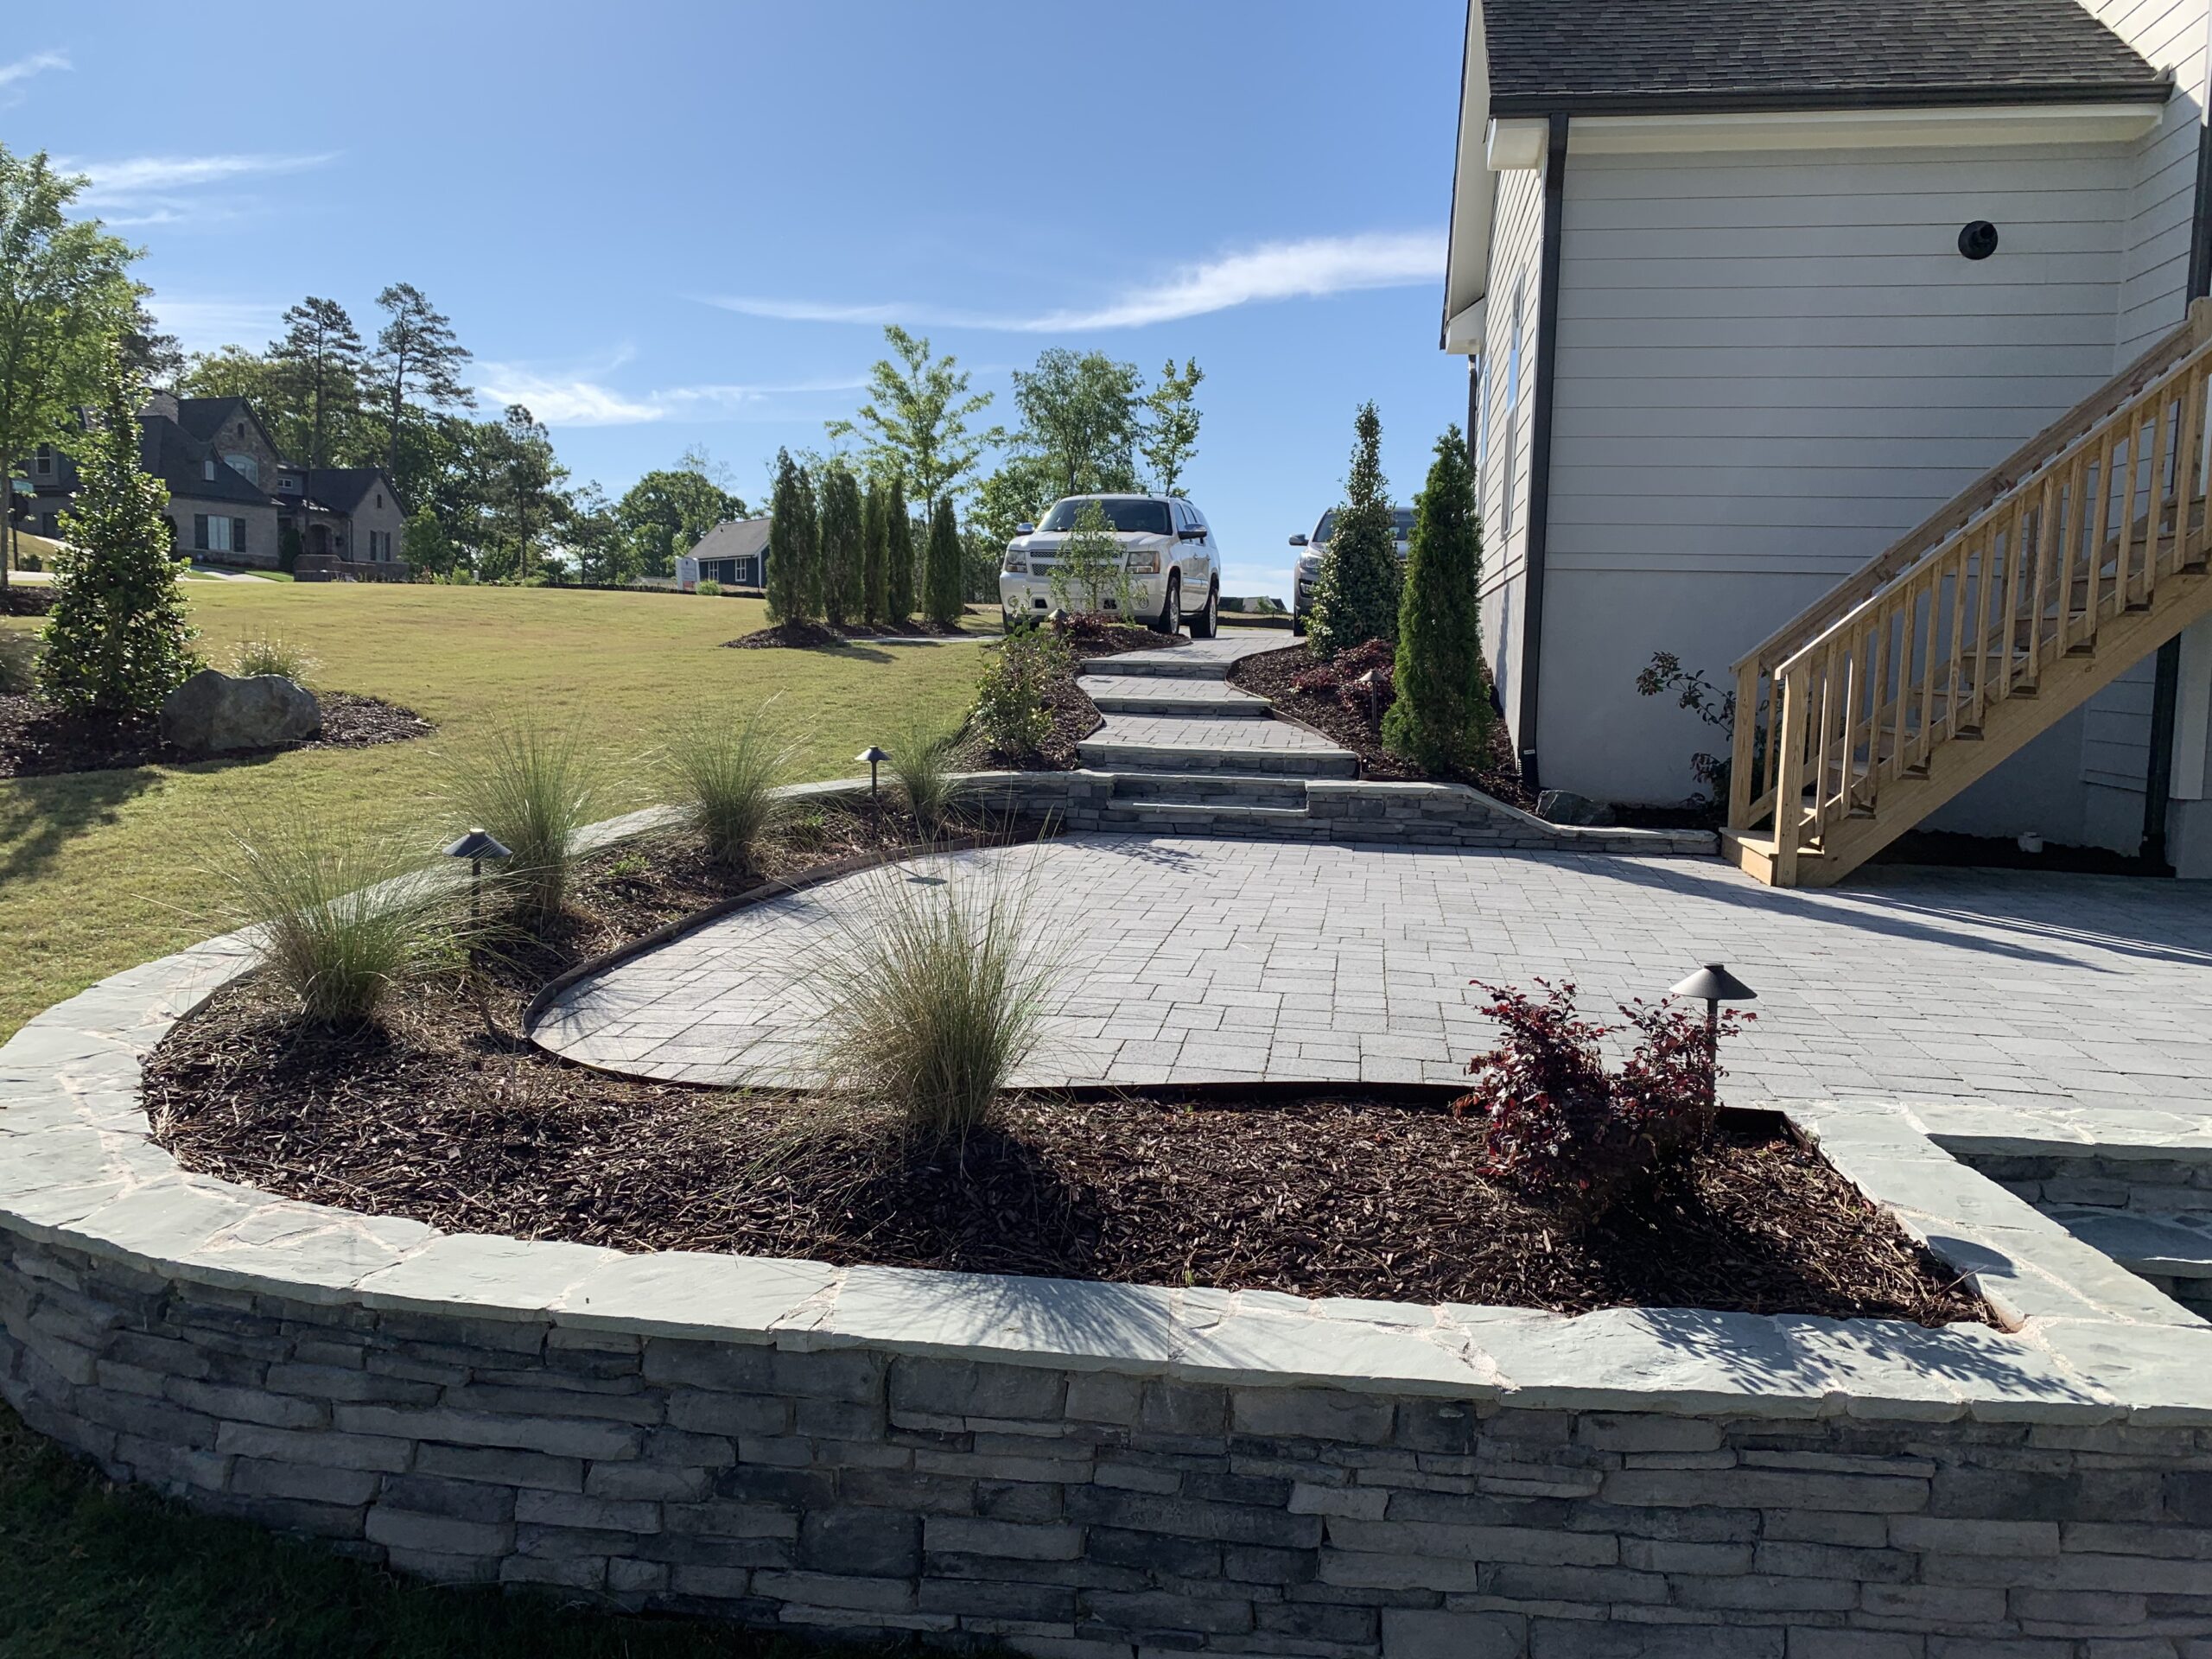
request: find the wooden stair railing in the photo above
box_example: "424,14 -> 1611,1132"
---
1725,300 -> 2212,887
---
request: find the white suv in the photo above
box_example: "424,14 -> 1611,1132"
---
1001,493 -> 1220,638
1289,507 -> 1416,636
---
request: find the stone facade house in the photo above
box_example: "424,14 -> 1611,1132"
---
17,393 -> 408,581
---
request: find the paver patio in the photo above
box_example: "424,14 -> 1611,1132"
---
533,836 -> 2212,1146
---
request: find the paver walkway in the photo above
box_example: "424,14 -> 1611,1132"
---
534,836 -> 2212,1145
1077,636 -> 1356,779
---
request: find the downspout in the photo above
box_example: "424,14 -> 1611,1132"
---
1514,112 -> 1569,793
2144,113 -> 2212,868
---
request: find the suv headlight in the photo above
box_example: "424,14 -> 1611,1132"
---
1126,549 -> 1160,575
1297,553 -> 1322,576
1002,550 -> 1027,575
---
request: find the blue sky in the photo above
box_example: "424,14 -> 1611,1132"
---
13,3 -> 1471,599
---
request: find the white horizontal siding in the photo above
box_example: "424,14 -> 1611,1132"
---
1476,161 -> 1547,751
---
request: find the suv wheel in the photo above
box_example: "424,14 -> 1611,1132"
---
1153,575 -> 1180,635
1190,581 -> 1219,639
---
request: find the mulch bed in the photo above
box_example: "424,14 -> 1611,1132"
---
0,690 -> 433,779
723,614 -> 976,650
2,587 -> 52,618
144,810 -> 1986,1325
1230,640 -> 1534,810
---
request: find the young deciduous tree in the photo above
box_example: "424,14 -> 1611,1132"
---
270,297 -> 364,473
369,283 -> 473,493
827,326 -> 997,518
1141,357 -> 1204,498
1011,348 -> 1143,498
885,475 -> 916,624
1049,499 -> 1131,617
818,463 -> 864,629
924,495 -> 963,629
617,467 -> 741,578
1308,403 -> 1401,658
765,449 -> 813,626
402,505 -> 456,577
1383,425 -> 1487,772
861,480 -> 889,628
40,347 -> 196,713
0,144 -> 142,589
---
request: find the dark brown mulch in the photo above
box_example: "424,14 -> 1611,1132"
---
1048,614 -> 1189,658
723,611 -> 984,650
0,690 -> 433,779
2,586 -> 52,617
147,979 -> 1986,1324
1230,641 -> 1534,810
145,807 -> 1986,1327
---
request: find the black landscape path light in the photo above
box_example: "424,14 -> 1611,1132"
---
443,827 -> 512,928
857,746 -> 889,798
1669,962 -> 1758,1113
1354,667 -> 1383,725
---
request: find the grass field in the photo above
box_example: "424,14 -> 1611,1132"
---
0,582 -> 990,1040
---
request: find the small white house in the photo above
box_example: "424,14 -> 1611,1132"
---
1444,0 -> 2212,882
677,518 -> 771,591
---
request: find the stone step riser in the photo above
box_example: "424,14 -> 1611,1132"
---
1110,775 -> 1310,810
1093,805 -> 1327,839
1086,696 -> 1274,719
1078,745 -> 1361,779
1084,659 -> 1233,682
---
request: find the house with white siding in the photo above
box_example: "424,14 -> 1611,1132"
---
1444,0 -> 2212,884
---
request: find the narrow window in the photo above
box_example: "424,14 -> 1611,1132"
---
202,458 -> 216,482
233,518 -> 247,553
194,514 -> 209,550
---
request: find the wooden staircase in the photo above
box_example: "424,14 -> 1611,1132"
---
1724,302 -> 2212,887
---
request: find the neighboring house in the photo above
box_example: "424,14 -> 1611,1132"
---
1443,0 -> 2212,882
16,393 -> 408,581
677,518 -> 771,590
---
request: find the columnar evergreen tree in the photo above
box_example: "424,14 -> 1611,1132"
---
1307,402 -> 1402,658
764,448 -> 810,625
1383,425 -> 1487,772
793,464 -> 823,620
40,346 -> 197,714
924,495 -> 963,628
861,480 -> 889,627
885,475 -> 916,623
818,464 -> 864,629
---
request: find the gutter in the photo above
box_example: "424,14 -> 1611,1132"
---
1487,78 -> 2173,120
1514,112 -> 1568,793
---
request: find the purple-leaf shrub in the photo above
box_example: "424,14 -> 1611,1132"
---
1454,979 -> 1751,1224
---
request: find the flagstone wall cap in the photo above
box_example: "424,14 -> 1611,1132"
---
1,810 -> 2207,1426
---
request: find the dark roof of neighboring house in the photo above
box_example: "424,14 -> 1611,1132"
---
1481,0 -> 2171,116
173,396 -> 263,448
688,518 -> 772,563
300,467 -> 396,516
138,418 -> 266,507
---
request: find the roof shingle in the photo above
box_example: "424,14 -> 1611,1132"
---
1484,0 -> 2171,116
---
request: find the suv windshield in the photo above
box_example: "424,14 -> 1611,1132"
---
1039,497 -> 1171,535
1313,508 -> 1417,544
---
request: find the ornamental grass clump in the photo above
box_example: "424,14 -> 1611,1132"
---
664,702 -> 794,870
885,715 -> 964,836
1456,979 -> 1751,1226
815,856 -> 1062,1140
213,817 -> 450,1027
444,720 -> 603,924
231,631 -> 318,684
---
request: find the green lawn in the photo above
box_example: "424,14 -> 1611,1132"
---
0,582 -> 990,1040
0,1407 -> 871,1659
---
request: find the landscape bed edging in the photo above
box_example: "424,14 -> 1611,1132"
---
4,810 -> 2212,1647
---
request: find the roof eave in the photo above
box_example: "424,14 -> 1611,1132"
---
1488,76 -> 2172,119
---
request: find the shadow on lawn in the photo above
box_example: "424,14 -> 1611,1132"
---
0,767 -> 162,889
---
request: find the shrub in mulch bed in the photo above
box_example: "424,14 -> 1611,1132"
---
143,814 -> 1986,1325
1230,639 -> 1532,809
950,614 -> 1186,774
0,690 -> 432,779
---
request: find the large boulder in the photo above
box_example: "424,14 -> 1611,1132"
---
1536,788 -> 1618,828
158,669 -> 321,754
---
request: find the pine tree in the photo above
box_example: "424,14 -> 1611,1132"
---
40,346 -> 198,714
925,495 -> 963,628
1382,425 -> 1487,772
764,448 -> 810,625
885,476 -> 916,624
818,464 -> 864,629
1308,402 -> 1401,658
861,480 -> 889,628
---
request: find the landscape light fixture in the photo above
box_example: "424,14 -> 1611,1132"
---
857,746 -> 889,798
1668,963 -> 1758,1112
1354,667 -> 1383,723
1050,607 -> 1071,630
442,827 -> 512,926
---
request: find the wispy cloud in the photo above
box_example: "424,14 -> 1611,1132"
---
62,151 -> 336,229
0,50 -> 67,104
709,231 -> 1445,334
148,297 -> 290,354
474,361 -> 869,428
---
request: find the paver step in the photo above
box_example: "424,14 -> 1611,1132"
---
1077,741 -> 1360,779
1109,772 -> 1310,810
1084,688 -> 1274,718
1086,652 -> 1234,682
2047,1206 -> 2212,1281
